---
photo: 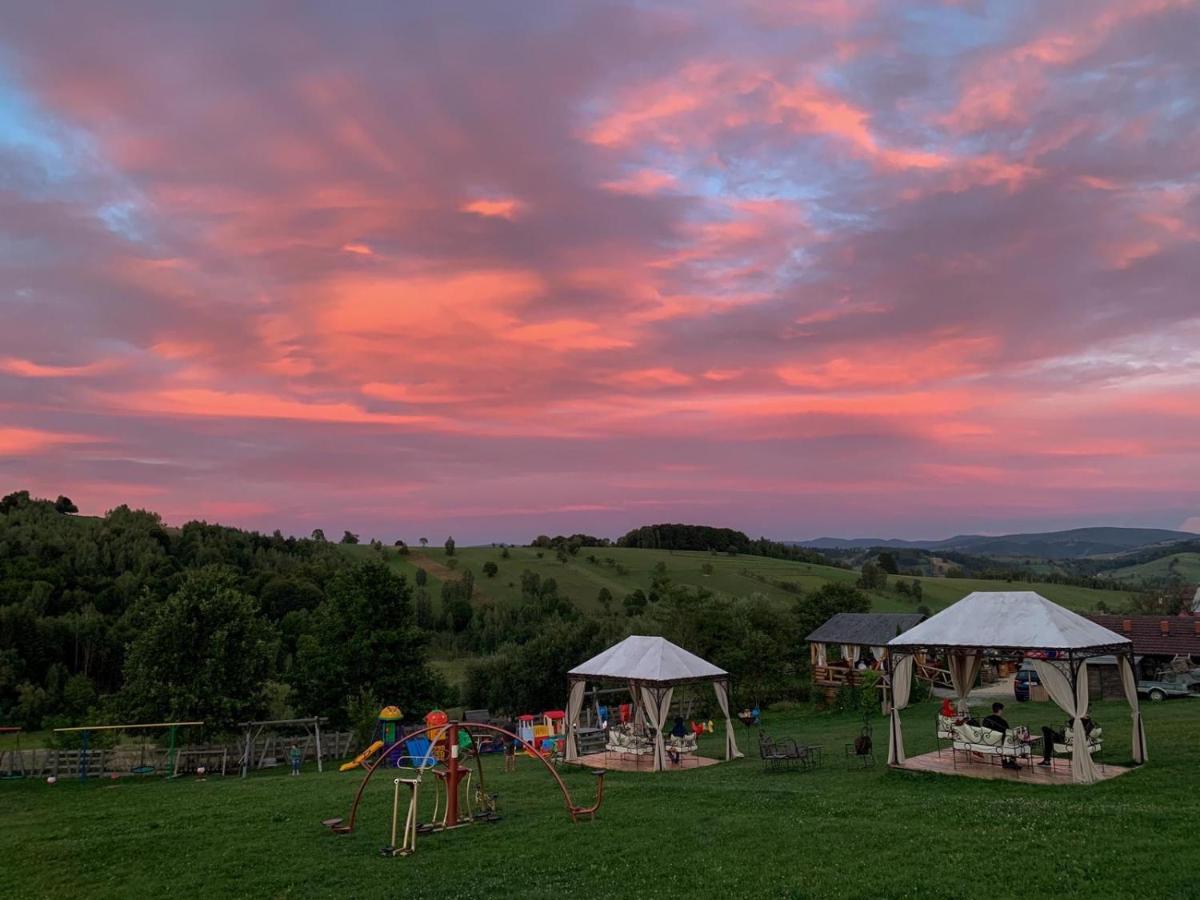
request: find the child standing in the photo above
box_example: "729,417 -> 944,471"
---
289,743 -> 302,776
503,721 -> 516,773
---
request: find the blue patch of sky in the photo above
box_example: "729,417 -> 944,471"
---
98,200 -> 149,243
899,1 -> 1022,58
0,60 -> 154,245
0,67 -> 91,184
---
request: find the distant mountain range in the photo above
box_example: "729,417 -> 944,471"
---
796,527 -> 1198,560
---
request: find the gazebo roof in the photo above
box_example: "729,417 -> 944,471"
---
806,612 -> 926,647
888,591 -> 1130,656
568,635 -> 727,685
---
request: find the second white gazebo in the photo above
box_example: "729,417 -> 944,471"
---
885,591 -> 1146,784
565,635 -> 743,771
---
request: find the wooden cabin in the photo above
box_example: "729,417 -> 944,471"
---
806,612 -> 926,699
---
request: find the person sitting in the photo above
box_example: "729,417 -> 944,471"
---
665,716 -> 689,765
982,702 -> 1019,770
1039,715 -> 1096,767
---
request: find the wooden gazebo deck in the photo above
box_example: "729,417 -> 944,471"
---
571,751 -> 720,773
895,750 -> 1132,784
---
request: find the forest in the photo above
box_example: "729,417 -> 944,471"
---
0,491 -> 866,737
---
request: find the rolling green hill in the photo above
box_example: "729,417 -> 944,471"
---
804,526 -> 1196,558
346,544 -> 1132,615
1109,552 -> 1200,583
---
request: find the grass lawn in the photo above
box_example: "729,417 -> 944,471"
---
4,698 -> 1198,899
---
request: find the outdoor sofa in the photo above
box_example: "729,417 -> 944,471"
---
1046,725 -> 1104,770
950,723 -> 1032,766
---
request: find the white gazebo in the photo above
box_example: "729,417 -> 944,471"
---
886,591 -> 1147,784
565,635 -> 743,771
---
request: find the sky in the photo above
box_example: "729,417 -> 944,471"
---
1,0 -> 1199,544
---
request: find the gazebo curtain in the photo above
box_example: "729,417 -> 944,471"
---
712,679 -> 742,760
628,681 -> 646,726
812,643 -> 827,668
841,644 -> 860,665
639,686 -> 674,771
1118,655 -> 1148,765
1031,660 -> 1099,784
565,678 -> 587,762
886,654 -> 914,765
948,653 -> 984,714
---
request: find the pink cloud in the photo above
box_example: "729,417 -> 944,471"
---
0,357 -> 116,378
0,427 -> 101,455
0,1 -> 1195,540
461,198 -> 522,220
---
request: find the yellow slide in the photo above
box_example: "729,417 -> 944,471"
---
339,740 -> 383,772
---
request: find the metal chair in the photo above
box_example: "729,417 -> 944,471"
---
844,715 -> 875,770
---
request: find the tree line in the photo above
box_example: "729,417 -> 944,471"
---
1,491 -> 870,737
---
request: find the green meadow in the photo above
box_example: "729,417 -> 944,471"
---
1109,552 -> 1200,583
350,544 -> 1132,615
341,545 -> 1137,692
4,698 -> 1198,899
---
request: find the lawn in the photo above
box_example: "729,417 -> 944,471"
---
4,698 -> 1198,899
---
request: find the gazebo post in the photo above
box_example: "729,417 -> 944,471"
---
885,652 -> 898,763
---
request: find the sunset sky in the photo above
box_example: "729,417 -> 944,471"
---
2,1 -> 1198,543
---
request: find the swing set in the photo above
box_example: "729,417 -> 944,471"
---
52,721 -> 203,782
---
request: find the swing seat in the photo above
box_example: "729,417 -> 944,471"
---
131,765 -> 156,775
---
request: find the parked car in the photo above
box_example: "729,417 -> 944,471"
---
1137,671 -> 1200,702
1014,668 -> 1041,702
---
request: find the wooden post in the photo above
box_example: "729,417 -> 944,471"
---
446,724 -> 461,827
241,725 -> 252,778
314,717 -> 324,774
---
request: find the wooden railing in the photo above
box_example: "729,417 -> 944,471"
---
916,662 -> 953,688
812,665 -> 877,687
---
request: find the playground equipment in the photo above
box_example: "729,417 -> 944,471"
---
341,707 -> 435,773
1,727 -> 24,779
52,722 -> 203,782
239,717 -> 327,777
340,741 -> 384,773
385,772 -> 423,857
324,721 -> 605,857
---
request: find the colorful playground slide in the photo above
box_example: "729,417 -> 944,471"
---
339,740 -> 383,772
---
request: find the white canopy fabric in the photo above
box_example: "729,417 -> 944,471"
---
567,635 -> 741,771
887,591 -> 1130,655
568,635 -> 728,684
884,592 -> 1140,784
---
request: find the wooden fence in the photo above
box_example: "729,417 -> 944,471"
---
1,732 -> 355,779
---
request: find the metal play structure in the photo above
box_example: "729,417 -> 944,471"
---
238,716 -> 328,777
52,721 -> 204,782
1,727 -> 24,779
324,721 -> 606,857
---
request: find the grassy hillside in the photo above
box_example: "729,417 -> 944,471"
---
3,698 -> 1197,899
805,526 -> 1197,558
1109,552 -> 1200,583
346,545 -> 1132,615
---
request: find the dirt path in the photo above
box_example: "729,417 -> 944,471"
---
408,552 -> 495,603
